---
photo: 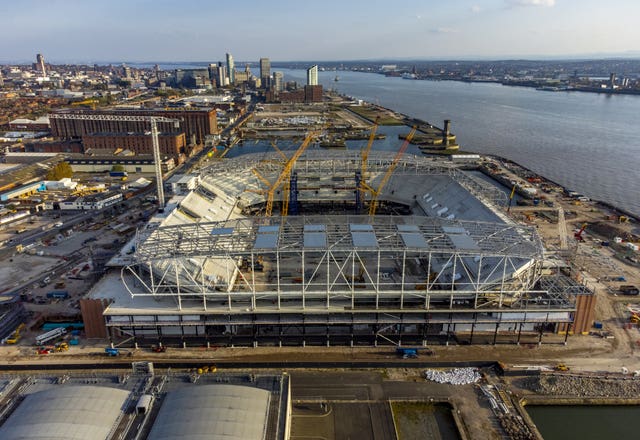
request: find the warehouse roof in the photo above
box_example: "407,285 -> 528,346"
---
147,384 -> 270,440
0,385 -> 130,440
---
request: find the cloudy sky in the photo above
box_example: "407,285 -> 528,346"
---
2,0 -> 638,63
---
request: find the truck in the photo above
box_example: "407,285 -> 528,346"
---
35,327 -> 67,345
105,347 -> 120,356
46,290 -> 69,300
395,347 -> 434,359
620,285 -> 640,296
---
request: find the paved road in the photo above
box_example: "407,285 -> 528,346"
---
289,371 -> 460,440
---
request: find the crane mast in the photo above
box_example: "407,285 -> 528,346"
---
367,127 -> 416,216
48,113 -> 180,211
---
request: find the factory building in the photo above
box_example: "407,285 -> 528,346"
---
50,108 -> 217,148
82,131 -> 186,162
66,155 -> 175,174
82,151 -> 594,347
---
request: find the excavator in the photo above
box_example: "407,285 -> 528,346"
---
574,223 -> 588,241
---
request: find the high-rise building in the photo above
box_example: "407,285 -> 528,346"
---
260,58 -> 271,87
226,53 -> 235,84
36,53 -> 46,77
273,72 -> 283,92
307,65 -> 318,86
216,63 -> 227,88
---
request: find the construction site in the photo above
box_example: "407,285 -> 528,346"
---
79,121 -> 596,348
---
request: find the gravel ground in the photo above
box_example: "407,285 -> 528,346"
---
526,374 -> 640,398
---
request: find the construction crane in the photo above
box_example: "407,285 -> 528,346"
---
364,127 -> 416,216
48,113 -> 180,211
357,118 -> 379,213
360,118 -> 379,181
262,131 -> 317,217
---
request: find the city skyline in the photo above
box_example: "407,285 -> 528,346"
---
2,0 -> 640,63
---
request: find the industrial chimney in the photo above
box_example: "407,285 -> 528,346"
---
443,119 -> 451,147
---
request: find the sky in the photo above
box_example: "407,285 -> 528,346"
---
2,0 -> 639,63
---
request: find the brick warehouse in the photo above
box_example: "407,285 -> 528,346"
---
50,108 -> 217,157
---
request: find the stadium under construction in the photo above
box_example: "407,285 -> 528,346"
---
83,147 -> 595,347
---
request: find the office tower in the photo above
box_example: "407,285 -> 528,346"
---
260,58 -> 271,87
226,53 -> 235,84
307,65 -> 318,86
216,63 -> 227,88
273,72 -> 283,92
609,73 -> 616,89
36,53 -> 46,77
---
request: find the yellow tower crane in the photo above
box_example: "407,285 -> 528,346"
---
359,118 -> 379,204
252,131 -> 318,217
365,127 -> 416,216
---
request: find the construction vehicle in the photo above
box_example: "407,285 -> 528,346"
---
554,363 -> 570,372
196,365 -> 217,374
55,342 -> 69,352
37,347 -> 52,355
105,347 -> 120,356
396,347 -> 433,359
5,323 -> 25,344
574,223 -> 588,241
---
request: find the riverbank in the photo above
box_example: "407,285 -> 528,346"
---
380,72 -> 640,96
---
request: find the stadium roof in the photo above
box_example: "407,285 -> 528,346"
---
147,385 -> 270,440
0,385 -> 130,440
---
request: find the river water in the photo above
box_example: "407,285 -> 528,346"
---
278,68 -> 640,217
526,405 -> 640,439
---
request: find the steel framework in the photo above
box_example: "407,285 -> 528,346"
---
98,152 -> 587,347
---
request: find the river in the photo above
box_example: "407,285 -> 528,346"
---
277,68 -> 640,217
527,405 -> 640,439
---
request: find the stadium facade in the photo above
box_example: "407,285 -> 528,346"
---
83,151 -> 595,347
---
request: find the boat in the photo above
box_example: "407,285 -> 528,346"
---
334,76 -> 339,82
319,136 -> 346,148
402,73 -> 418,80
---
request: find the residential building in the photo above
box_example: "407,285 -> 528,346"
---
307,65 -> 318,86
